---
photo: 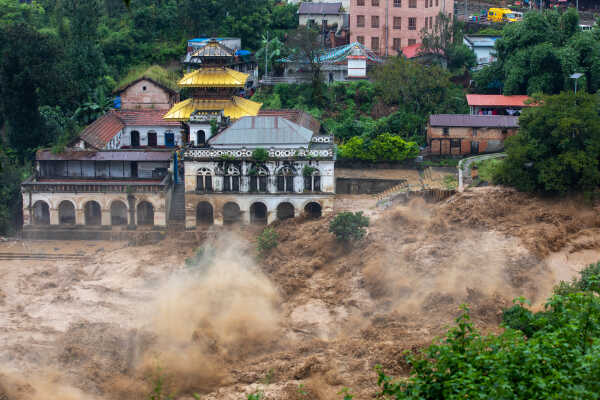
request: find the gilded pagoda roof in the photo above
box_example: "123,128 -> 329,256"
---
177,68 -> 249,88
191,39 -> 235,58
163,97 -> 263,121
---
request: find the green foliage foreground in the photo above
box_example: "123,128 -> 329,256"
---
375,262 -> 600,400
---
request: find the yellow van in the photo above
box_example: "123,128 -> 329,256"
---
487,8 -> 519,23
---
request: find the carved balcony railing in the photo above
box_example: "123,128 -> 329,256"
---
184,147 -> 334,161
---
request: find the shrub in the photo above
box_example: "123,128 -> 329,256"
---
252,148 -> 269,162
337,133 -> 419,162
329,212 -> 369,242
257,228 -> 279,255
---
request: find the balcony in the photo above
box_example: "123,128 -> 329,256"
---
21,175 -> 171,194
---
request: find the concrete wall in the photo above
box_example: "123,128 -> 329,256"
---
427,125 -> 518,155
120,80 -> 178,110
118,126 -> 183,149
336,177 -> 406,194
22,192 -> 168,228
350,0 -> 453,56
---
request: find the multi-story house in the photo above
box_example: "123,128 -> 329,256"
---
350,0 -> 453,56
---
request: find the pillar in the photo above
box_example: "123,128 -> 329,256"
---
267,211 -> 277,225
75,208 -> 84,225
241,208 -> 251,224
155,210 -> 167,227
101,209 -> 111,226
50,208 -> 59,225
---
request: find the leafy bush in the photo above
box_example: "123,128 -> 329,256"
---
338,133 -> 419,162
554,261 -> 600,296
474,158 -> 504,183
252,148 -> 269,162
329,212 -> 369,242
257,228 -> 279,255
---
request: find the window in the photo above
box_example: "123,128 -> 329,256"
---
142,86 -> 147,91
393,17 -> 401,29
472,128 -> 477,137
408,17 -> 416,30
430,16 -> 433,28
277,167 -> 294,193
147,131 -> 157,147
357,15 -> 365,27
409,0 -> 416,8
223,165 -> 240,192
357,35 -> 364,44
451,139 -> 461,148
436,0 -> 438,5
372,0 -> 379,5
249,167 -> 268,193
304,170 -> 321,192
443,127 -> 449,136
371,15 -> 379,28
430,0 -> 433,6
357,0 -> 365,5
371,37 -> 380,52
393,38 -> 401,50
408,38 -> 416,45
425,0 -> 428,8
196,168 -> 213,192
394,0 -> 401,6
502,129 -> 508,135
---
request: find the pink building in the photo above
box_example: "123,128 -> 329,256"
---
350,0 -> 453,56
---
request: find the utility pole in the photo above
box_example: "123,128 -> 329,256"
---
265,31 -> 269,79
465,0 -> 468,21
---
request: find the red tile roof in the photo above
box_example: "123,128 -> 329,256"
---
78,110 -> 179,149
466,94 -> 532,108
258,109 -> 321,134
401,43 -> 422,59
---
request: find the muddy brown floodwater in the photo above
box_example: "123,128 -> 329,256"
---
1,186 -> 599,399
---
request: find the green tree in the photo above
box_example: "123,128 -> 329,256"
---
329,212 -> 369,242
0,149 -> 30,235
287,25 -> 326,106
494,91 -> 600,194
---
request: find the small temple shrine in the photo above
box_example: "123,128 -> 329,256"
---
163,39 -> 263,146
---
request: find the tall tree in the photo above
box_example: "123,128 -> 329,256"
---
287,25 -> 325,105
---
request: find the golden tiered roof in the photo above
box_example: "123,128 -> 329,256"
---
177,68 -> 249,88
190,40 -> 235,58
163,97 -> 263,121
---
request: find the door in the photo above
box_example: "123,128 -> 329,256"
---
471,141 -> 479,154
165,132 -> 174,147
148,131 -> 157,147
131,162 -> 138,177
131,131 -> 140,147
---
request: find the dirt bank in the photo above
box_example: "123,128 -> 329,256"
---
1,187 -> 599,399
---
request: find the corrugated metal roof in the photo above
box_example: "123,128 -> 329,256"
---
463,35 -> 499,47
209,116 -> 313,146
258,109 -> 321,134
429,114 -> 519,128
177,68 -> 248,88
298,2 -> 342,14
163,97 -> 262,121
36,150 -> 173,161
466,94 -> 532,107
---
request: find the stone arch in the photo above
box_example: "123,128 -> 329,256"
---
196,201 -> 214,225
277,166 -> 295,193
137,201 -> 155,226
33,200 -> 50,225
223,202 -> 241,225
58,200 -> 76,225
196,167 -> 213,192
277,202 -> 295,220
250,202 -> 268,225
84,201 -> 102,226
110,200 -> 128,226
304,202 -> 322,219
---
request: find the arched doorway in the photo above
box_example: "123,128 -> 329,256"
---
277,202 -> 295,220
197,130 -> 206,146
58,201 -> 75,225
277,166 -> 295,192
110,201 -> 128,225
223,202 -> 241,225
84,201 -> 102,226
33,201 -> 50,225
250,202 -> 267,225
196,202 -> 214,225
137,202 -> 154,226
304,202 -> 322,219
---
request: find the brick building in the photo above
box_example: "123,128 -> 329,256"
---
427,114 -> 519,155
349,0 -> 453,56
114,78 -> 179,111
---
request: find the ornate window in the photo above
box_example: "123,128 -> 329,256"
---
304,169 -> 321,192
223,165 -> 240,192
249,167 -> 269,193
277,167 -> 295,193
196,168 -> 213,192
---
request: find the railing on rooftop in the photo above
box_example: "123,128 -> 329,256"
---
21,175 -> 171,194
184,147 -> 334,160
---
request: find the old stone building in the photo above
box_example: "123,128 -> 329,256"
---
427,114 -> 519,155
183,115 -> 335,227
114,77 -> 180,111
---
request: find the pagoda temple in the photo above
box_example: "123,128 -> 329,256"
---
163,39 -> 262,146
